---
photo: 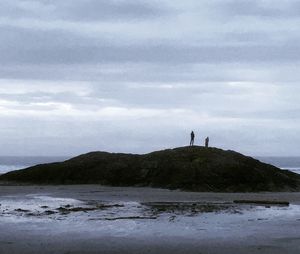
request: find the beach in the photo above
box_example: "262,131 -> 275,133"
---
0,185 -> 300,254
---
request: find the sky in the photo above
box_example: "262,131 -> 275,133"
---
0,0 -> 300,156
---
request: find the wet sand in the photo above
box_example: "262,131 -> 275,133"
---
0,185 -> 300,254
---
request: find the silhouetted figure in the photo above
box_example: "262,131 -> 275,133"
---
190,131 -> 195,146
205,136 -> 209,148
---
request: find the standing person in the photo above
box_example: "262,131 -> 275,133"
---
205,136 -> 209,148
190,131 -> 195,146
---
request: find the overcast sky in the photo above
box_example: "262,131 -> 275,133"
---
0,0 -> 300,156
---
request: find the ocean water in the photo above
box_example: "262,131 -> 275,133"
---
0,156 -> 70,174
0,156 -> 300,175
256,156 -> 300,175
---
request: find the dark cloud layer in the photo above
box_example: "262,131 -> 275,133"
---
0,0 -> 166,21
220,0 -> 300,18
2,43 -> 300,64
58,0 -> 166,21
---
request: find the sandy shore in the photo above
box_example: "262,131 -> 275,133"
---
0,185 -> 300,254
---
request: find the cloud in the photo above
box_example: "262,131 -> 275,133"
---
57,0 -> 167,21
0,0 -> 300,156
2,29 -> 300,65
0,0 -> 167,21
218,0 -> 300,18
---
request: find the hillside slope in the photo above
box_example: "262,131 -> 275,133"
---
1,146 -> 299,192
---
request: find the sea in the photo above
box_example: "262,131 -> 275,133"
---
256,157 -> 300,175
0,156 -> 299,175
0,156 -> 70,175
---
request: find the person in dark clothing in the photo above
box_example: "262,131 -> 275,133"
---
205,136 -> 209,148
190,131 -> 195,146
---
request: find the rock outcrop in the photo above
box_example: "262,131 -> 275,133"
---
1,146 -> 299,192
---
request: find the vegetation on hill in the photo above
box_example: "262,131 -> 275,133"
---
1,146 -> 299,192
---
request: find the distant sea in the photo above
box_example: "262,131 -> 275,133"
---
256,157 -> 300,175
0,156 -> 70,174
0,156 -> 299,175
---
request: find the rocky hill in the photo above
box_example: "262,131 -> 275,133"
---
1,146 -> 299,192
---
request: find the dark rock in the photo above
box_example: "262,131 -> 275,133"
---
0,146 -> 299,192
14,208 -> 30,213
43,210 -> 57,215
233,200 -> 289,206
103,216 -> 157,221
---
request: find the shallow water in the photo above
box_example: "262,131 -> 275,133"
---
1,186 -> 300,254
1,194 -> 300,240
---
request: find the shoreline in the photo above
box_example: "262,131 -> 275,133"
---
1,183 -> 300,200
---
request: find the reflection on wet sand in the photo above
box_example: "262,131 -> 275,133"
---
0,186 -> 300,254
1,195 -> 287,221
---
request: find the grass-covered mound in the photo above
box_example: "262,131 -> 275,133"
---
1,146 -> 299,192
